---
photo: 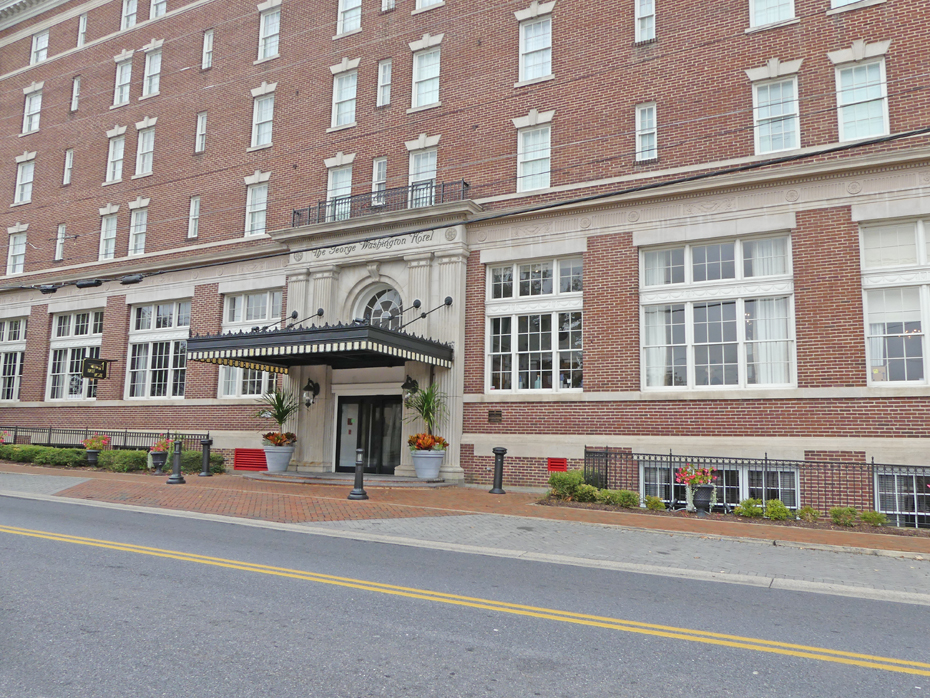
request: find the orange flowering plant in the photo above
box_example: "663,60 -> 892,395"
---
263,431 -> 297,446
407,433 -> 448,452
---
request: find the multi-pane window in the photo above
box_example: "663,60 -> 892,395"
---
70,76 -> 81,111
258,8 -> 280,60
642,463 -> 798,510
188,195 -> 201,238
412,48 -> 440,108
55,224 -> 66,260
246,183 -> 268,235
142,50 -> 161,96
23,91 -> 41,133
0,319 -> 26,401
127,301 -> 191,399
31,30 -> 49,64
100,214 -> 117,260
337,0 -> 361,34
372,157 -> 387,206
195,112 -> 207,152
519,17 -> 551,82
251,95 -> 274,147
150,0 -> 167,19
517,126 -> 551,192
121,0 -> 138,30
47,311 -> 104,400
327,166 -> 353,222
837,60 -> 888,141
77,14 -> 87,47
486,258 -> 583,391
220,290 -> 282,397
877,470 -> 930,528
635,103 -> 657,161
377,59 -> 392,106
6,233 -> 26,275
226,290 -> 282,324
754,78 -> 799,154
332,71 -> 358,127
635,0 -> 655,42
129,208 -> 147,255
106,136 -> 125,182
415,0 -> 441,7
14,161 -> 35,204
382,0 -> 395,8
408,149 -> 437,207
114,60 -> 132,105
63,149 -> 74,185
135,127 -> 155,175
750,0 -> 793,26
641,237 -> 794,389
202,29 -> 214,69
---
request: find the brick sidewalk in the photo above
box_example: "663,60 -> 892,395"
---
2,462 -> 929,555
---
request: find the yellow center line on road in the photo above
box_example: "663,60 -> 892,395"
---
2,523 -> 928,677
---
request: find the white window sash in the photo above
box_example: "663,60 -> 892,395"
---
15,162 -> 34,204
143,50 -> 161,96
77,14 -> 88,47
7,233 -> 26,274
753,78 -> 799,154
519,17 -> 552,82
372,157 -> 387,205
129,209 -> 147,255
188,196 -> 201,238
635,103 -> 657,161
135,128 -> 155,175
836,60 -> 889,142
246,183 -> 268,235
337,0 -> 362,34
202,29 -> 214,69
750,0 -> 795,27
412,48 -> 440,108
55,224 -> 66,260
121,0 -> 137,30
258,9 -> 280,60
114,61 -> 132,105
517,126 -> 551,192
251,95 -> 274,147
71,77 -> 81,111
107,136 -> 125,182
31,31 -> 49,64
635,0 -> 655,42
195,112 -> 207,152
23,92 -> 41,133
99,215 -> 117,260
150,0 -> 166,18
377,59 -> 392,106
63,149 -> 74,185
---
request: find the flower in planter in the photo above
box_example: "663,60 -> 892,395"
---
407,433 -> 448,452
0,431 -> 7,444
82,433 -> 110,450
262,431 -> 297,446
149,434 -> 172,452
675,463 -> 716,486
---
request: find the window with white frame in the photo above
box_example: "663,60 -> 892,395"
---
408,148 -> 436,207
121,0 -> 137,30
643,462 -> 798,509
70,76 -> 81,111
0,318 -> 26,401
23,91 -> 41,133
332,71 -> 358,127
127,301 -> 190,399
14,161 -> 35,204
188,196 -> 201,238
150,0 -> 166,19
77,14 -> 87,47
129,208 -> 147,255
47,310 -> 104,400
258,7 -> 280,60
377,59 -> 392,106
641,236 -> 794,389
326,166 -> 352,222
486,257 -> 583,391
142,50 -> 161,96
517,125 -> 551,191
519,17 -> 551,82
251,94 -> 274,147
63,149 -> 74,185
6,233 -> 26,275
876,469 -> 930,528
219,290 -> 282,397
114,60 -> 132,105
635,103 -> 657,161
246,182 -> 268,235
135,127 -> 154,176
830,0 -> 860,6
753,77 -> 799,154
372,157 -> 387,205
202,29 -> 214,69
31,30 -> 49,64
195,112 -> 207,152
415,0 -> 441,8
99,214 -> 117,260
337,0 -> 361,34
750,0 -> 793,27
635,0 -> 655,42
382,0 -> 395,8
836,59 -> 888,142
55,224 -> 66,260
412,48 -> 440,108
106,135 -> 125,182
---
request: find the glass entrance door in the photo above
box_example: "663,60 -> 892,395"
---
335,396 -> 402,474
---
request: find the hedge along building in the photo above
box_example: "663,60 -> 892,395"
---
0,0 -> 929,512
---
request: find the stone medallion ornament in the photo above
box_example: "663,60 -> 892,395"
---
445,227 -> 457,241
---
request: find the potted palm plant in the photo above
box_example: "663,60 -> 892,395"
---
405,382 -> 448,479
256,388 -> 300,473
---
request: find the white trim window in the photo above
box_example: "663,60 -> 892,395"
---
486,257 -> 583,392
77,13 -> 87,47
517,125 -> 551,191
830,0 -> 860,6
412,48 -> 440,108
876,470 -> 930,528
408,148 -> 437,208
246,182 -> 268,236
519,17 -> 551,82
114,60 -> 132,105
0,318 -> 26,401
129,208 -> 147,255
187,195 -> 201,238
258,7 -> 280,60
106,135 -> 125,182
753,77 -> 799,154
47,310 -> 104,400
63,149 -> 74,185
377,59 -> 392,106
251,94 -> 274,147
142,49 -> 161,96
372,157 -> 387,205
326,165 -> 353,222
836,59 -> 888,142
635,102 -> 657,161
6,233 -> 26,275
750,0 -> 793,27
55,224 -> 66,260
635,0 -> 655,42
416,0 -> 441,7
220,290 -> 282,397
382,0 -> 395,8
135,127 -> 155,176
331,71 -> 358,127
23,91 -> 41,133
643,463 -> 799,510
70,76 -> 81,111
31,30 -> 49,64
150,0 -> 167,19
337,0 -> 361,34
202,29 -> 214,69
121,0 -> 138,30
127,301 -> 191,399
14,161 -> 35,204
99,214 -> 117,260
641,236 -> 795,389
195,111 -> 207,152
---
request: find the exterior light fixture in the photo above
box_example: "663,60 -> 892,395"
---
38,285 -> 58,294
75,279 -> 103,288
119,274 -> 144,285
401,375 -> 419,394
302,378 -> 320,407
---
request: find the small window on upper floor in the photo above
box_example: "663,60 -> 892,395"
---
129,207 -> 148,255
337,0 -> 361,35
106,135 -> 125,183
14,161 -> 35,205
517,125 -> 551,192
753,77 -> 799,154
142,50 -> 161,96
246,182 -> 268,236
195,112 -> 207,152
332,71 -> 358,128
188,195 -> 201,238
135,127 -> 155,176
70,76 -> 81,111
63,149 -> 74,185
114,60 -> 132,106
382,0 -> 395,9
55,224 -> 66,260
122,0 -> 138,30
6,233 -> 26,275
22,90 -> 41,133
258,7 -> 280,61
749,0 -> 794,27
150,0 -> 167,19
836,59 -> 888,142
202,29 -> 214,69
77,13 -> 87,47
251,94 -> 274,147
415,0 -> 442,8
635,103 -> 657,161
519,17 -> 551,83
412,48 -> 440,108
377,59 -> 392,106
31,30 -> 49,64
635,0 -> 655,42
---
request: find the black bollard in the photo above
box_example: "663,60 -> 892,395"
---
199,438 -> 213,477
166,439 -> 186,485
348,447 -> 368,500
489,447 -> 507,495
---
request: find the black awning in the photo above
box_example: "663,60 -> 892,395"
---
186,322 -> 453,373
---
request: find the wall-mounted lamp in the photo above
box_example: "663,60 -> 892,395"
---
401,375 -> 419,394
38,285 -> 58,295
303,378 -> 320,407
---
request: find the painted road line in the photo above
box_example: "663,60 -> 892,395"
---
2,524 -> 929,677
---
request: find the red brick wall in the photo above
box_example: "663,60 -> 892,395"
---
800,450 -> 872,512
19,304 -> 51,402
97,295 -> 129,400
463,253 -> 485,394
186,282 -> 221,400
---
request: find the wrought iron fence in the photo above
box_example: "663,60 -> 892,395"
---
583,447 -> 930,529
291,179 -> 470,228
0,426 -> 209,452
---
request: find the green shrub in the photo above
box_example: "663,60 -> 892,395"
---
797,505 -> 820,523
1,444 -> 46,462
615,489 -> 640,508
765,499 -> 790,521
573,484 -> 599,502
735,498 -> 764,517
829,506 -> 858,527
548,470 -> 585,499
97,449 -> 148,472
33,447 -> 87,467
860,510 -> 888,527
179,450 -> 225,474
595,489 -> 614,504
644,495 -> 666,511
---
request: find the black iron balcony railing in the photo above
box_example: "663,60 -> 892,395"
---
291,179 -> 470,228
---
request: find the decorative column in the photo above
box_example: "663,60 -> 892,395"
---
285,268 -> 310,466
310,265 -> 341,321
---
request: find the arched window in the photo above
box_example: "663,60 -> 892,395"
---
363,287 -> 403,330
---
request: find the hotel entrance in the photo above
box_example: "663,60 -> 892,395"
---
335,396 -> 403,474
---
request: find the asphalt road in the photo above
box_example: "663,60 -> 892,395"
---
0,497 -> 927,698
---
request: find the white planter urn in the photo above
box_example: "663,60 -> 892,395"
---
264,445 -> 295,473
411,450 -> 445,479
